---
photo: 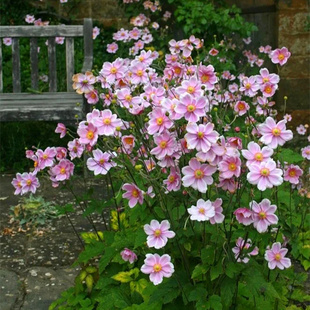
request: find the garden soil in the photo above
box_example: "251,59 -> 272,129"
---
0,174 -> 108,310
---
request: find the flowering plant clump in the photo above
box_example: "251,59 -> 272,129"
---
12,31 -> 310,310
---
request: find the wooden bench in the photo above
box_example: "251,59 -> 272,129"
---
0,18 -> 93,122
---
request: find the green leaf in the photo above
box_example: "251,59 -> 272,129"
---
188,286 -> 207,301
220,277 -> 235,308
301,259 -> 310,271
201,246 -> 215,265
191,264 -> 208,279
99,247 -> 116,273
112,268 -> 139,283
279,148 -> 304,163
210,263 -> 222,281
134,227 -> 146,248
207,295 -> 222,310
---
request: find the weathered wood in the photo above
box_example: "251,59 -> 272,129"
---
30,38 -> 39,90
48,38 -> 57,92
0,40 -> 3,93
12,38 -> 21,93
0,92 -> 83,121
66,38 -> 74,91
0,25 -> 84,38
82,18 -> 93,73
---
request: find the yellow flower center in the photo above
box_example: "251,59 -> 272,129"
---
153,263 -> 162,272
263,77 -> 269,83
260,168 -> 270,176
245,83 -> 251,89
275,253 -> 282,261
43,154 -> 48,159
110,67 -> 117,74
87,130 -> 94,140
199,208 -> 205,214
289,170 -> 296,177
272,128 -> 281,136
82,79 -> 88,85
132,189 -> 139,198
187,86 -> 195,94
34,161 -> 38,168
259,211 -> 266,219
265,86 -> 272,94
278,54 -> 284,61
124,137 -> 134,145
103,118 -> 111,125
154,229 -> 161,237
187,104 -> 196,112
137,70 -> 143,77
201,75 -> 210,82
254,153 -> 263,161
228,163 -> 236,171
99,159 -> 105,165
159,141 -> 167,149
60,168 -> 66,174
156,117 -> 163,125
168,175 -> 175,182
194,169 -> 204,179
26,179 -> 32,186
197,131 -> 204,139
125,95 -> 132,102
238,103 -> 245,110
174,67 -> 181,74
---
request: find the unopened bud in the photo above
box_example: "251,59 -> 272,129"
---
284,96 -> 288,100
135,165 -> 143,171
213,107 -> 218,112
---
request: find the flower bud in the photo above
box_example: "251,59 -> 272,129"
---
135,165 -> 143,171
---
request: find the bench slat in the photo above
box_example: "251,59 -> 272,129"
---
12,38 -> 21,92
0,26 -> 84,38
0,92 -> 82,100
82,19 -> 93,72
66,38 -> 74,91
48,38 -> 57,92
30,38 -> 39,90
0,40 -> 3,93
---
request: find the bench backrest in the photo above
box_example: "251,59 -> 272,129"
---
0,18 -> 93,93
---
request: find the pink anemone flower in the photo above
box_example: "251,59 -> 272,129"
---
87,149 -> 116,175
141,253 -> 174,285
122,183 -> 144,208
265,242 -> 291,269
283,164 -> 303,185
187,199 -> 215,222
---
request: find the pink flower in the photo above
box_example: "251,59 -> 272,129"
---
55,37 -> 65,45
147,108 -> 173,135
50,159 -> 74,182
270,47 -> 291,66
176,77 -> 203,97
301,145 -> 310,160
234,208 -> 254,226
25,15 -> 35,23
239,76 -> 259,97
120,248 -> 137,264
232,238 -> 259,263
198,64 -> 217,90
265,242 -> 291,269
209,198 -> 225,224
92,26 -> 100,39
260,83 -> 277,97
12,173 -> 24,195
87,149 -> 116,175
72,71 -> 96,94
247,159 -> 283,191
144,220 -> 175,249
85,90 -> 99,104
258,117 -> 293,149
68,139 -> 84,160
187,199 -> 215,222
77,122 -> 98,146
3,38 -> 12,46
107,42 -> 118,53
150,132 -> 177,160
20,172 -> 40,194
284,164 -> 303,184
296,124 -> 307,135
175,94 -> 207,123
182,158 -> 217,193
122,183 -> 144,208
251,199 -> 278,233
218,156 -> 241,179
141,253 -> 174,285
185,123 -> 219,153
234,101 -> 249,116
36,147 -> 57,170
55,123 -> 67,138
163,167 -> 181,192
256,68 -> 279,85
130,62 -> 149,84
121,135 -> 135,154
93,109 -> 122,136
241,141 -> 273,168
209,48 -> 219,56
101,59 -> 126,84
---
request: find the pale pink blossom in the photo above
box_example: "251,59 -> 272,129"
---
247,159 -> 283,191
270,47 -> 291,66
25,15 -> 35,23
163,167 -> 181,192
55,37 -> 65,44
239,76 -> 259,97
256,68 -> 279,85
150,132 -> 177,160
120,248 -> 137,264
284,164 -> 303,184
92,26 -> 100,39
147,108 -> 173,135
130,62 -> 149,84
234,208 -> 254,226
36,147 -> 57,170
50,159 -> 74,182
301,145 -> 310,160
55,123 -> 67,138
209,48 -> 219,56
296,124 -> 307,135
68,139 -> 84,160
107,42 -> 118,53
265,242 -> 291,269
87,149 -> 116,175
251,199 -> 278,233
260,83 -> 277,97
12,173 -> 24,195
241,141 -> 273,168
85,90 -> 99,104
144,220 -> 175,249
209,198 -> 225,224
182,158 -> 217,193
100,59 -> 126,84
218,156 -> 241,179
141,253 -> 174,285
258,117 -> 293,149
175,94 -> 207,123
176,77 -> 203,97
122,183 -> 144,208
234,101 -> 249,116
187,199 -> 215,222
232,238 -> 259,263
92,109 -> 122,136
185,122 -> 219,153
3,38 -> 12,46
77,122 -> 98,146
72,72 -> 96,94
19,172 -> 40,194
